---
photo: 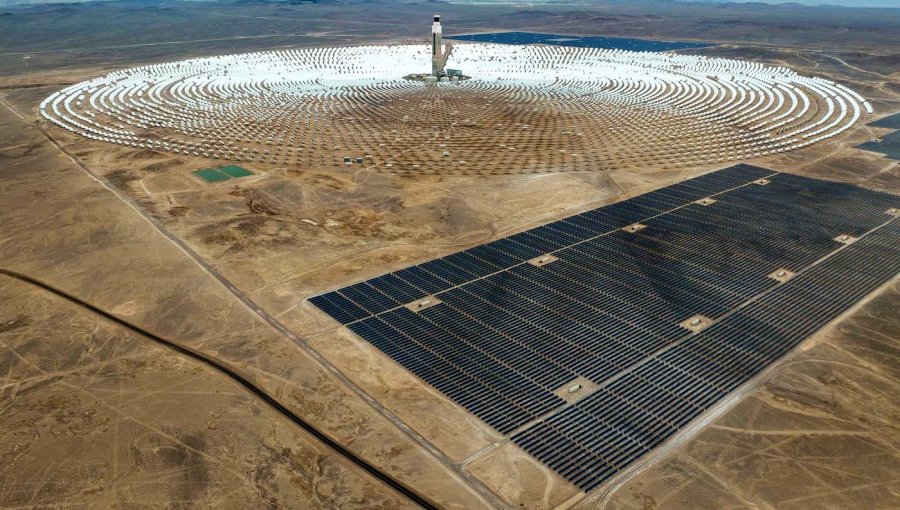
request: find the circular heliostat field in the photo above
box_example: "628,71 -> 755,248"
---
41,43 -> 872,175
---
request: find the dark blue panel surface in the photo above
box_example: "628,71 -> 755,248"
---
447,32 -> 714,52
869,112 -> 900,130
857,129 -> 900,162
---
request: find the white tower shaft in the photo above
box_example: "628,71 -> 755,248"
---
432,15 -> 442,57
432,15 -> 443,75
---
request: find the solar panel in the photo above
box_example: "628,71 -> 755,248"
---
309,164 -> 898,490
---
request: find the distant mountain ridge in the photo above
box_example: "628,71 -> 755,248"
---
1,0 -> 897,8
673,0 -> 899,8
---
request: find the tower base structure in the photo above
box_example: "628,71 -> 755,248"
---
404,72 -> 470,83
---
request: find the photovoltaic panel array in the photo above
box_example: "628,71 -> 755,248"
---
512,224 -> 900,490
309,164 -> 899,491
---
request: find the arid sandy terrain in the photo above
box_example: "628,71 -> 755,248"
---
1,1 -> 898,508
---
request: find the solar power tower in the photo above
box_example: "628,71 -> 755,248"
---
432,15 -> 443,76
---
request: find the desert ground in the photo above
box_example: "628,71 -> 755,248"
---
1,1 -> 898,508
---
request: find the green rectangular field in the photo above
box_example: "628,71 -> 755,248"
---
193,165 -> 253,183
193,168 -> 231,182
219,165 -> 254,178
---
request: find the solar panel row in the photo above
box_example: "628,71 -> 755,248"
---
308,164 -> 898,490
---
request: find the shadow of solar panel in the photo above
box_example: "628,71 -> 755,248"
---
308,164 -> 898,492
